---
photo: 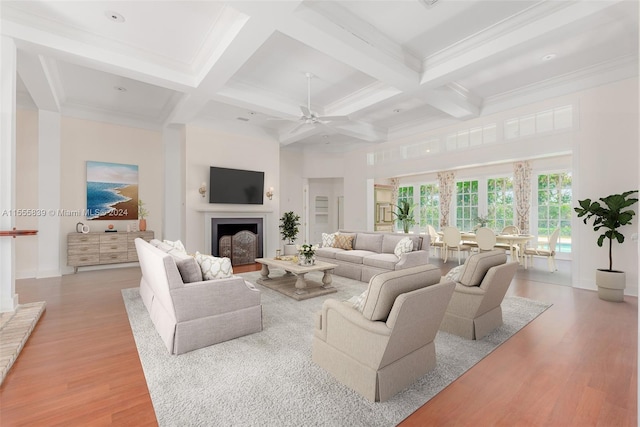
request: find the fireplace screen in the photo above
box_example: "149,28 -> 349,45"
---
219,230 -> 258,266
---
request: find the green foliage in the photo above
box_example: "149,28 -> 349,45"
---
574,190 -> 638,271
138,199 -> 148,219
279,211 -> 301,244
392,200 -> 416,233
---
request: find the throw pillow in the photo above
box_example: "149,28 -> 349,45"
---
163,239 -> 187,254
321,232 -> 337,248
333,234 -> 354,250
393,237 -> 413,258
195,252 -> 233,280
168,251 -> 203,283
348,289 -> 369,313
445,265 -> 465,282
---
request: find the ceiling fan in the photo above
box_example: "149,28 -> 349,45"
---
270,72 -> 350,133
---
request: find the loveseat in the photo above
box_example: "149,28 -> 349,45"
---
314,231 -> 430,282
312,265 -> 455,402
135,238 -> 262,355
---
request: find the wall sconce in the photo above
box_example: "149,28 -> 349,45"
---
199,182 -> 207,198
266,187 -> 274,200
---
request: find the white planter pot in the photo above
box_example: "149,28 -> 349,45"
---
595,269 -> 626,302
283,244 -> 297,256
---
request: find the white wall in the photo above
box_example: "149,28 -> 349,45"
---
59,117 -> 164,274
572,78 -> 639,295
15,109 -> 39,278
184,125 -> 280,257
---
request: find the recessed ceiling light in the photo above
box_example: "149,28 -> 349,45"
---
542,53 -> 557,61
393,109 -> 402,113
248,111 -> 256,115
105,11 -> 125,23
113,86 -> 127,92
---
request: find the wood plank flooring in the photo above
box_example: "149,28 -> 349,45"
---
0,261 -> 636,426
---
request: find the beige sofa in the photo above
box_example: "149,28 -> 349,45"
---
439,250 -> 518,340
315,231 -> 430,282
312,265 -> 455,402
135,238 -> 262,355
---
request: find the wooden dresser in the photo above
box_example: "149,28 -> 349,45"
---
67,231 -> 154,273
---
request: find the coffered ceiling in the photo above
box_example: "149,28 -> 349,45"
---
3,0 -> 638,152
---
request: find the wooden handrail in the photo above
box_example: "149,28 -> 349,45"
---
0,228 -> 38,238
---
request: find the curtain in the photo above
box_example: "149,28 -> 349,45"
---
389,178 -> 400,206
437,171 -> 455,229
513,161 -> 532,234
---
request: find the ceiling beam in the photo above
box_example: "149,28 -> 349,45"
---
16,51 -> 60,112
423,83 -> 481,120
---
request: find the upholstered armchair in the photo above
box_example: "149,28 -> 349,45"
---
440,250 -> 518,340
312,265 -> 455,402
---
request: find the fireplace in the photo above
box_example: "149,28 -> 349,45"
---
211,217 -> 264,265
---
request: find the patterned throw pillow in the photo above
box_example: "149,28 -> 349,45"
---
163,239 -> 187,254
394,237 -> 413,258
333,234 -> 354,250
195,252 -> 233,280
321,232 -> 337,248
445,265 -> 465,282
348,289 -> 369,313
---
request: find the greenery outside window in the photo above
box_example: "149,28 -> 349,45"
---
456,180 -> 478,231
537,172 -> 572,252
487,177 -> 514,231
419,184 -> 439,229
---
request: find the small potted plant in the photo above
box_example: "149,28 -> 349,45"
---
138,199 -> 149,231
296,243 -> 317,265
574,190 -> 638,302
279,211 -> 301,255
392,200 -> 416,233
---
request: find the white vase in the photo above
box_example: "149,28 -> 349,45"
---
283,244 -> 297,256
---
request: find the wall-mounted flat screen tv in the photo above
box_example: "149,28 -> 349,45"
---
209,166 -> 264,204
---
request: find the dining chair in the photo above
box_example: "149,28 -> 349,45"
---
474,227 -> 497,252
442,226 -> 472,264
524,228 -> 560,272
426,224 -> 444,258
501,225 -> 520,235
495,225 -> 521,258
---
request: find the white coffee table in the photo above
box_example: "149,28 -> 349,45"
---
255,257 -> 338,300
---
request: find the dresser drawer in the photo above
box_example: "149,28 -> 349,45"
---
100,242 -> 128,253
100,233 -> 127,244
99,252 -> 129,264
68,244 -> 100,255
68,253 -> 100,266
68,234 -> 100,245
128,250 -> 139,262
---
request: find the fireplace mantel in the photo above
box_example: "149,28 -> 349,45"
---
197,207 -> 274,214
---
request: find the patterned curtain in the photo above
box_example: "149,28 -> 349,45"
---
513,161 -> 532,234
437,171 -> 455,229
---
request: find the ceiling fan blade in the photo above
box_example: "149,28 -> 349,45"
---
300,106 -> 312,118
289,121 -> 311,134
317,115 -> 350,122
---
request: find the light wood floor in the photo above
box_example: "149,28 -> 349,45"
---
0,261 -> 636,426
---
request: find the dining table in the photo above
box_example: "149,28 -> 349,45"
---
438,231 -> 535,264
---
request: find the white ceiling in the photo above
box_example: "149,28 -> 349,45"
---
3,0 -> 638,153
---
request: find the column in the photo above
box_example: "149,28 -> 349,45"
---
37,110 -> 61,277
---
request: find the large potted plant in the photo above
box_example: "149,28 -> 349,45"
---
279,211 -> 301,255
392,200 -> 416,233
574,190 -> 638,302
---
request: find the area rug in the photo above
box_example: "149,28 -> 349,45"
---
122,271 -> 551,427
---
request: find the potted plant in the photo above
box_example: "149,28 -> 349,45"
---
138,199 -> 149,231
574,190 -> 638,302
279,211 -> 301,255
392,200 -> 416,233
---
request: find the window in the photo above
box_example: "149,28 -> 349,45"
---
419,184 -> 439,228
487,177 -> 514,231
455,180 -> 478,231
537,172 -> 572,253
504,105 -> 574,140
397,186 -> 414,228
